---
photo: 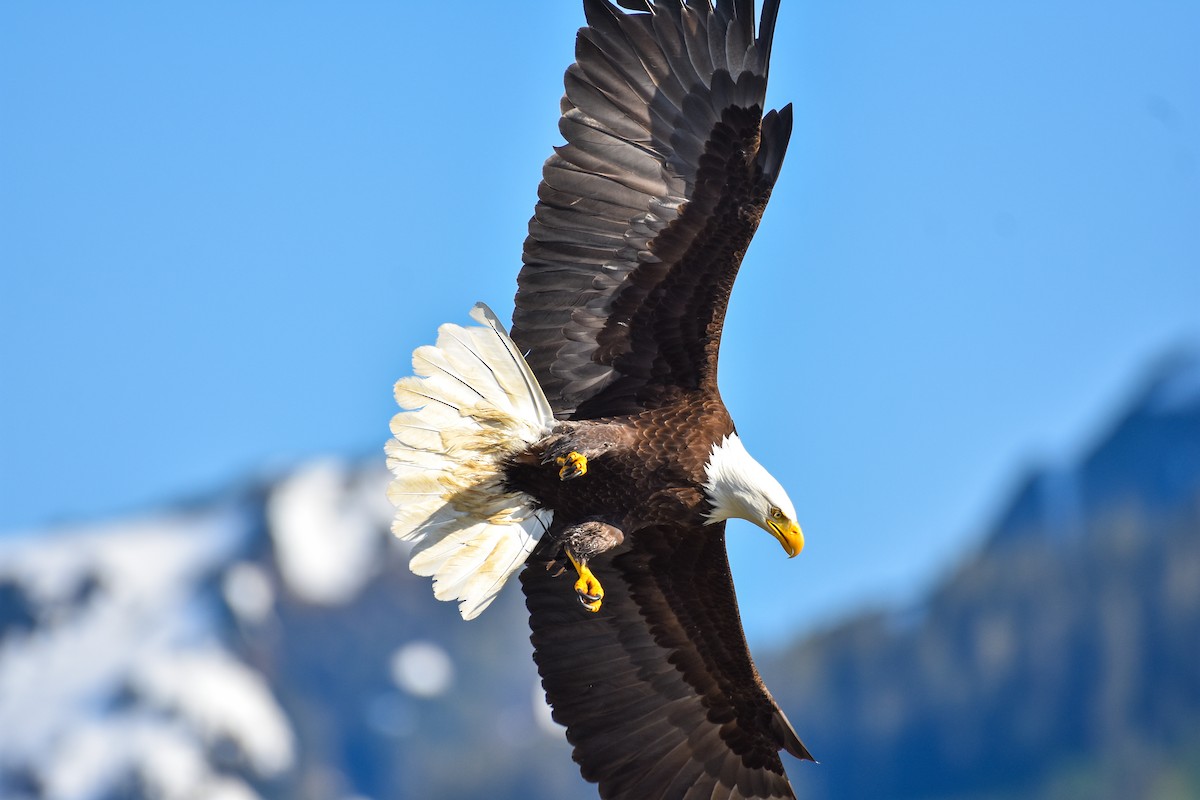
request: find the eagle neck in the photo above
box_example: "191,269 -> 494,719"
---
701,432 -> 774,525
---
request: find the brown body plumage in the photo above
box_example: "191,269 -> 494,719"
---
506,399 -> 731,532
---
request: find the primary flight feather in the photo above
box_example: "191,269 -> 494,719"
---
387,1 -> 812,797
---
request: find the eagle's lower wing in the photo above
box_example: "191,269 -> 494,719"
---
522,523 -> 812,799
511,0 -> 792,420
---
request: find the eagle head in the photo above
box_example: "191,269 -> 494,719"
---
702,433 -> 805,557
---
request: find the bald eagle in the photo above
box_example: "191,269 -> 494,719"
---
387,0 -> 813,796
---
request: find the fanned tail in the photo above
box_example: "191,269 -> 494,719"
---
386,303 -> 554,619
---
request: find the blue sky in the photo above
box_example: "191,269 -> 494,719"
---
2,1 -> 1197,646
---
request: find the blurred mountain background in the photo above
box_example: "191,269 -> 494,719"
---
2,351 -> 1197,800
765,351 -> 1200,800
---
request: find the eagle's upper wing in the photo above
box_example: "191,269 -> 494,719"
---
522,523 -> 813,799
510,0 -> 792,420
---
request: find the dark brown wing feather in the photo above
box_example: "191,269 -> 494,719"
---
511,0 -> 793,419
523,524 -> 813,800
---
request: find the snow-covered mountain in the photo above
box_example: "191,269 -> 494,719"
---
0,461 -> 583,800
0,504 -> 290,800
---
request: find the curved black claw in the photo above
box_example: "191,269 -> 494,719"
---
576,590 -> 602,613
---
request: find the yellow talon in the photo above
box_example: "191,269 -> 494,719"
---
556,451 -> 588,480
567,551 -> 604,612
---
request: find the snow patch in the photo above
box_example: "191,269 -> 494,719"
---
390,640 -> 454,698
222,561 -> 275,625
41,714 -> 264,800
268,460 -> 386,605
0,506 -> 293,799
135,646 -> 295,776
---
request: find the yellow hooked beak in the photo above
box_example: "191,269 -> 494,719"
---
766,518 -> 805,558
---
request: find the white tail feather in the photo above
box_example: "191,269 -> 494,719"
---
387,303 -> 554,620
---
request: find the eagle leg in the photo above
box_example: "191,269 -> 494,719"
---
555,451 -> 588,480
561,519 -> 625,613
567,550 -> 603,612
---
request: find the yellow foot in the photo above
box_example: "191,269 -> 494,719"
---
556,451 -> 588,480
568,553 -> 604,612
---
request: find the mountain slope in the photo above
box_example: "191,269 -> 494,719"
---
766,354 -> 1200,800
